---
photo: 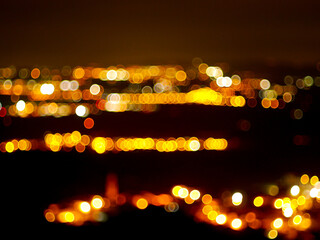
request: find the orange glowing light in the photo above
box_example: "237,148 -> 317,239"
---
84,117 -> 94,129
175,70 -> 187,81
31,68 -> 40,79
44,210 -> 55,222
300,174 -> 309,185
202,194 -> 212,204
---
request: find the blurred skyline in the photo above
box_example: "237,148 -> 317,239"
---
1,0 -> 320,67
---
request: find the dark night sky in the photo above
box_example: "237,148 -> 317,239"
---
1,0 -> 320,66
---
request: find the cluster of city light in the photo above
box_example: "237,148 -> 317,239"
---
44,173 -> 320,239
0,133 -> 228,153
1,62 -> 318,120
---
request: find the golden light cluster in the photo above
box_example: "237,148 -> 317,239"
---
44,173 -> 320,239
0,132 -> 228,153
1,61 -> 318,120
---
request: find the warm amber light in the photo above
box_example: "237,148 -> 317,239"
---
136,198 -> 148,209
267,229 -> 278,239
202,194 -> 212,204
300,174 -> 309,185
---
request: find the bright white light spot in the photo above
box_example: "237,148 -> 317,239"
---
75,105 -> 88,117
283,207 -> 293,218
260,79 -> 271,90
107,70 -> 117,80
232,192 -> 243,206
290,185 -> 300,196
189,140 -> 200,151
310,188 -> 318,198
60,80 -> 71,91
40,83 -> 55,95
216,77 -> 232,87
90,84 -> 100,95
70,80 -> 79,91
16,100 -> 26,111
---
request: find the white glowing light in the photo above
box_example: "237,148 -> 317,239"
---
16,100 -> 26,111
75,105 -> 88,117
40,83 -> 55,95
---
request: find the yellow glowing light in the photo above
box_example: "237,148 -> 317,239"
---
232,192 -> 243,206
178,187 -> 189,198
91,137 -> 106,154
300,174 -> 309,185
216,214 -> 227,225
274,199 -> 283,209
253,196 -> 264,207
293,215 -> 302,225
273,218 -> 283,229
290,185 -> 300,196
5,142 -> 14,153
297,195 -> 306,205
231,218 -> 242,230
60,211 -> 75,223
268,229 -> 278,239
172,186 -> 182,197
91,195 -> 104,209
189,190 -> 201,201
310,176 -> 319,186
207,210 -> 218,220
136,198 -> 148,209
79,201 -> 91,213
